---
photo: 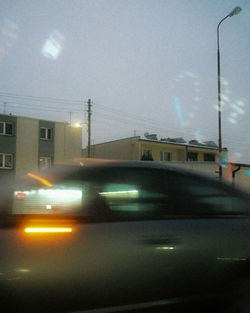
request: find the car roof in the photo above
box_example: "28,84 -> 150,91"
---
32,158 -> 222,184
13,158 -> 248,197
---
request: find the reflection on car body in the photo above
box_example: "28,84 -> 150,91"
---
0,159 -> 250,313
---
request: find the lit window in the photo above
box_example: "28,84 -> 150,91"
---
40,127 -> 52,140
160,151 -> 172,161
0,122 -> 13,135
39,157 -> 52,169
0,153 -> 13,169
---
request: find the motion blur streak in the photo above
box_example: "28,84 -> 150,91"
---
24,227 -> 72,233
99,190 -> 138,195
27,173 -> 53,187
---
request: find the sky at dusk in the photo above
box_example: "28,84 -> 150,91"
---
1,0 -> 250,163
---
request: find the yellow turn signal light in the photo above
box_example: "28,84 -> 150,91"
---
24,227 -> 72,233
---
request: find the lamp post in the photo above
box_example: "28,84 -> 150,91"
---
217,6 -> 241,180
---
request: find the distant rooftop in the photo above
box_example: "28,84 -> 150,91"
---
142,133 -> 221,149
164,137 -> 186,144
85,134 -> 226,151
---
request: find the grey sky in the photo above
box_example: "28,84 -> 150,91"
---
1,0 -> 250,163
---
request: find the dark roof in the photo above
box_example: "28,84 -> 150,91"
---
203,141 -> 218,148
189,140 -> 204,146
163,137 -> 186,143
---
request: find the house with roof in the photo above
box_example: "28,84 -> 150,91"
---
82,134 -> 227,163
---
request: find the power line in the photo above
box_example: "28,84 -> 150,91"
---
0,92 -> 83,105
5,101 -> 83,113
93,102 -> 249,143
2,100 -> 245,146
93,108 -> 200,136
1,92 -> 248,150
93,111 -> 248,147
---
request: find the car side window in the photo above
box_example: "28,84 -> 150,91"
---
99,183 -> 166,213
84,168 -> 250,218
78,168 -> 177,218
175,175 -> 250,215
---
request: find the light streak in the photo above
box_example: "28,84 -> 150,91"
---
99,190 -> 138,195
173,96 -> 184,128
24,227 -> 72,233
27,173 -> 53,187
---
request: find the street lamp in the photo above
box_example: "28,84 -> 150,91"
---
217,6 -> 241,180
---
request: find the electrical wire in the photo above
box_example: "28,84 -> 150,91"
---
1,92 -> 249,154
5,102 -> 83,113
0,92 -> 83,105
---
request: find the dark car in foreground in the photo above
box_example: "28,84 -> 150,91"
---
1,159 -> 250,313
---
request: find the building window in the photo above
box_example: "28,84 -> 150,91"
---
141,149 -> 153,161
39,157 -> 52,169
0,122 -> 13,135
187,152 -> 198,161
40,127 -> 53,140
204,153 -> 216,162
0,153 -> 13,169
160,151 -> 172,161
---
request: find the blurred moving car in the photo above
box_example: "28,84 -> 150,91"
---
1,159 -> 250,313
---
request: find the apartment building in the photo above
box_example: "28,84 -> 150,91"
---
82,134 -> 227,163
0,114 -> 82,178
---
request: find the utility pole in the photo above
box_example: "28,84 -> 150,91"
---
87,99 -> 92,158
3,102 -> 6,114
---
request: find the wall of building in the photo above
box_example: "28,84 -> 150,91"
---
0,115 -> 17,152
39,120 -> 55,160
83,137 -> 220,162
140,140 -> 186,161
54,123 -> 66,163
54,124 -> 82,163
177,149 -> 186,161
86,137 -> 140,160
165,161 -> 218,177
0,115 -> 17,179
139,141 -> 220,162
186,146 -> 219,162
15,117 -> 39,176
65,126 -> 82,160
0,115 -> 83,178
226,164 -> 250,194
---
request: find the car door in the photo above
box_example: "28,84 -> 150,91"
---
73,166 -> 250,310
